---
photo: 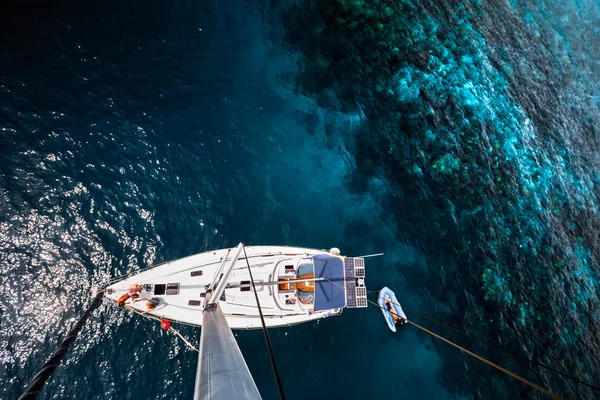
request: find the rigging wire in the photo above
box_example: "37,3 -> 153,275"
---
326,278 -> 563,399
243,245 -> 286,400
355,252 -> 385,258
105,250 -> 307,287
124,306 -> 199,351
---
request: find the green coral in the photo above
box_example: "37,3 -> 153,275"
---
432,153 -> 461,174
337,0 -> 350,12
482,268 -> 514,305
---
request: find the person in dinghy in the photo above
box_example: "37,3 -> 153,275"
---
384,295 -> 407,326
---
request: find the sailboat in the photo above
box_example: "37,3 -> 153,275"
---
106,242 -> 368,399
18,243 -> 367,400
105,243 -> 368,328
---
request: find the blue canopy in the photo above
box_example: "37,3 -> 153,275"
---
313,254 -> 346,311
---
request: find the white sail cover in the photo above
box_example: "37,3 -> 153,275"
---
193,301 -> 262,400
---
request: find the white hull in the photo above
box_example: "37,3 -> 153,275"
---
106,245 -> 353,329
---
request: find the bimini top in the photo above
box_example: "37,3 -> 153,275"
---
313,254 -> 346,311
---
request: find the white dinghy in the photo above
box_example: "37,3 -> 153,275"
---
105,243 -> 368,329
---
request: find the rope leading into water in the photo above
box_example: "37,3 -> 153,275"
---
243,245 -> 286,400
400,307 -> 600,393
406,319 -> 562,399
19,290 -> 105,400
329,279 -> 562,399
365,289 -> 600,393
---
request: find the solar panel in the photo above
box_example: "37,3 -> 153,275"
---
346,280 -> 357,308
356,286 -> 366,297
345,257 -> 368,308
354,257 -> 365,277
344,257 -> 355,279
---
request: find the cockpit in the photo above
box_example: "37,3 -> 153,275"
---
277,259 -> 315,307
296,262 -> 314,304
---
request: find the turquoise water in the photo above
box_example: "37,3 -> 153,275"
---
2,0 -> 599,399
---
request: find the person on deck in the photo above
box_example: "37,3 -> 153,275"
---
117,292 -> 139,307
134,297 -> 161,315
116,284 -> 143,307
384,295 -> 407,326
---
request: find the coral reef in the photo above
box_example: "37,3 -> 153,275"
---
285,0 -> 600,397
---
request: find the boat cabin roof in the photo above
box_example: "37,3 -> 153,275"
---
313,254 -> 346,311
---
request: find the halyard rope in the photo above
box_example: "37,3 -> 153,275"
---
243,245 -> 286,400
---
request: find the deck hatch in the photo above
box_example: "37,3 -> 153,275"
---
240,280 -> 251,292
166,283 -> 179,295
154,284 -> 166,295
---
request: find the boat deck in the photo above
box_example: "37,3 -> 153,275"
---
105,246 -> 344,329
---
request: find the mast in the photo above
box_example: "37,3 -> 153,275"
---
194,243 -> 262,400
210,243 -> 244,301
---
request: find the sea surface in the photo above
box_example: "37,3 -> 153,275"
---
1,0 -> 599,399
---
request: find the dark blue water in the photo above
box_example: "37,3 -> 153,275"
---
1,0 -> 599,399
